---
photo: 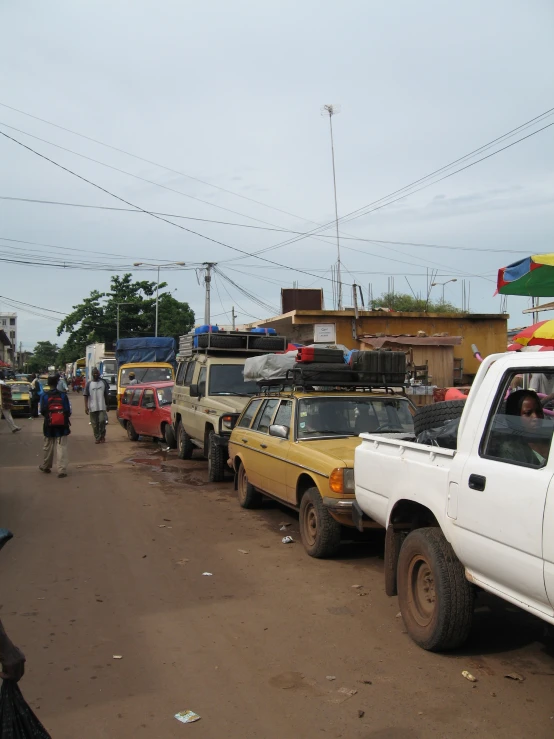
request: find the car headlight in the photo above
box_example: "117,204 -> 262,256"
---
329,467 -> 355,495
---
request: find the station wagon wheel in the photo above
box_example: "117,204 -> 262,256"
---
299,487 -> 341,558
237,463 -> 262,508
126,421 -> 139,441
397,527 -> 474,651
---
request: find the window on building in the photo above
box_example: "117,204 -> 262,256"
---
9,319 -> 15,326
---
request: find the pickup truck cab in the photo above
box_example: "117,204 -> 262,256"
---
354,352 -> 554,651
118,381 -> 175,445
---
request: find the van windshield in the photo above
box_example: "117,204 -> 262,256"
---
209,365 -> 258,396
102,360 -> 116,376
120,366 -> 174,386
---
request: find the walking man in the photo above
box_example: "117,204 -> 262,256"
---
84,367 -> 109,443
30,373 -> 41,418
39,374 -> 71,478
0,370 -> 21,433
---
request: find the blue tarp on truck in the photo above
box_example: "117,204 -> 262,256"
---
115,337 -> 176,367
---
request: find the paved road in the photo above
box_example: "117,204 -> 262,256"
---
1,403 -> 554,738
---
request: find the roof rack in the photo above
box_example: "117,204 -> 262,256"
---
178,330 -> 287,358
256,367 -> 407,395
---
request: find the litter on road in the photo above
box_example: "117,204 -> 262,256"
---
112,655 -> 123,660
238,549 -> 249,554
202,572 -> 213,576
282,536 -> 294,544
326,676 -> 336,681
462,671 -> 477,682
505,673 -> 525,682
175,710 -> 201,724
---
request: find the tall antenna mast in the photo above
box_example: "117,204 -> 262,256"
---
321,104 -> 342,310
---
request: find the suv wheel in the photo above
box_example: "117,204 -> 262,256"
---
299,487 -> 341,558
207,430 -> 226,482
397,527 -> 474,651
177,421 -> 194,459
237,462 -> 262,508
127,421 -> 139,441
164,423 -> 176,449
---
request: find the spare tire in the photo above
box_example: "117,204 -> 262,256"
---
250,336 -> 285,351
414,400 -> 466,436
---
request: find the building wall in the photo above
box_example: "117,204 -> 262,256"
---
254,310 -> 508,378
0,313 -> 17,358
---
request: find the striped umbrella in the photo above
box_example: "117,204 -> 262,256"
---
513,320 -> 554,347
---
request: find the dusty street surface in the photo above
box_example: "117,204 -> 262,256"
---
1,403 -> 554,738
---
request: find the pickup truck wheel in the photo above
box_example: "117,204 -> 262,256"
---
397,527 -> 473,651
207,431 -> 226,482
299,488 -> 341,558
237,463 -> 262,508
126,421 -> 139,441
177,421 -> 194,459
164,423 -> 176,449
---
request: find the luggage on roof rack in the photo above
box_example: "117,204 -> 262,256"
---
178,330 -> 287,357
296,347 -> 345,364
351,350 -> 407,385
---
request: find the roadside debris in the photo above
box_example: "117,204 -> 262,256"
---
396,612 -> 402,618
202,572 -> 213,576
112,655 -> 123,660
158,524 -> 166,528
148,482 -> 160,485
329,687 -> 358,704
462,671 -> 477,682
176,559 -> 189,565
326,676 -> 336,681
279,522 -> 291,528
504,673 -> 525,682
238,549 -> 249,554
351,584 -> 362,589
358,710 -> 365,718
282,536 -> 294,544
175,710 -> 201,724
359,680 -> 372,685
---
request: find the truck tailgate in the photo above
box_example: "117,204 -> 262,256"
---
354,434 -> 456,527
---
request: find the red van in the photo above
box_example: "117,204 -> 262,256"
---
118,381 -> 176,447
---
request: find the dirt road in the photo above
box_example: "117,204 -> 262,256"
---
1,404 -> 553,738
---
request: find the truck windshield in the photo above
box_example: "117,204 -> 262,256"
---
209,365 -> 258,396
120,366 -> 174,386
102,360 -> 116,376
297,396 -> 414,439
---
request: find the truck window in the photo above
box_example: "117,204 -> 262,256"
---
238,399 -> 263,428
208,365 -> 258,396
481,370 -> 554,468
175,362 -> 188,386
141,389 -> 156,408
252,399 -> 279,434
184,362 -> 196,386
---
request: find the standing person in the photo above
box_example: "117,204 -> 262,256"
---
57,373 -> 68,392
84,367 -> 109,443
39,374 -> 71,478
0,370 -> 21,433
30,373 -> 41,418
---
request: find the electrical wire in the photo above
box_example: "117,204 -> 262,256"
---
212,273 -> 233,323
0,295 -> 66,315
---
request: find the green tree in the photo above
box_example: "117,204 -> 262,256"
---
28,341 -> 60,373
370,291 -> 463,314
57,274 -> 194,355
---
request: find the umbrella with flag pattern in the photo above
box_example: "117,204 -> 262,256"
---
497,254 -> 554,297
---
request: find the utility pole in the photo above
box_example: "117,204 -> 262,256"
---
321,104 -> 342,311
231,306 -> 236,330
203,262 -> 216,325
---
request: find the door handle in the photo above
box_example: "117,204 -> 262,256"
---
468,474 -> 486,491
242,438 -> 248,443
260,443 -> 268,449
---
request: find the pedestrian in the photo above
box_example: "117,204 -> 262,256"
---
0,370 -> 21,433
84,367 -> 109,443
0,617 -> 25,681
39,374 -> 71,478
128,371 -> 138,386
57,373 -> 68,392
30,373 -> 41,418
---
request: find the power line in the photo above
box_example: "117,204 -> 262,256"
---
0,295 -> 66,315
0,129 -> 345,285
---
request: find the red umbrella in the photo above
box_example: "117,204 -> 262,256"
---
513,320 -> 554,347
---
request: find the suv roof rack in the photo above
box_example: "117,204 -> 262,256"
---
256,367 -> 406,395
178,330 -> 287,358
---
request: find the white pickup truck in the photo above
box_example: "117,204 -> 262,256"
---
354,351 -> 554,651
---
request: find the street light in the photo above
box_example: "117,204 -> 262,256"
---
133,262 -> 186,337
431,278 -> 458,303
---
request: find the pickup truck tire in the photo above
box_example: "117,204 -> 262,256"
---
164,423 -> 176,449
207,431 -> 226,482
299,488 -> 341,558
177,421 -> 194,459
413,400 -> 466,436
237,463 -> 263,508
397,527 -> 473,651
126,421 -> 139,441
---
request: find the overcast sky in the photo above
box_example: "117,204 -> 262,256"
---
1,0 -> 553,350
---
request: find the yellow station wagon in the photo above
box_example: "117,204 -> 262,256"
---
228,387 -> 415,557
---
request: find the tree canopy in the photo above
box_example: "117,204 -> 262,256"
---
28,341 -> 60,373
370,291 -> 463,314
57,274 -> 195,363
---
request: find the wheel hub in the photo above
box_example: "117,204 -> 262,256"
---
303,503 -> 317,546
408,555 -> 436,626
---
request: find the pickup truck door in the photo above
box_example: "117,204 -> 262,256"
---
454,371 -> 552,613
543,480 -> 554,608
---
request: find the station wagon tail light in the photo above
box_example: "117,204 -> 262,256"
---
329,468 -> 355,495
222,415 -> 234,429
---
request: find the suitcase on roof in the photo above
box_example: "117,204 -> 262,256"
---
353,350 -> 406,384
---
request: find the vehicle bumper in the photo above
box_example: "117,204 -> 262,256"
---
321,497 -> 354,513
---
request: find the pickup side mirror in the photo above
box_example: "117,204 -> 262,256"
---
269,424 -> 289,439
189,384 -> 199,397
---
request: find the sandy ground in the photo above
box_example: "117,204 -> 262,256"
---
1,403 -> 554,739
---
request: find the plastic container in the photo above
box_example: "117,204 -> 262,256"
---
194,325 -> 219,335
250,327 -> 277,335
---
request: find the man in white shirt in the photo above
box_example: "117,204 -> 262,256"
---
83,368 -> 109,444
0,371 -> 21,433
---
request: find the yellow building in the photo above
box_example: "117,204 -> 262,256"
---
248,309 -> 508,382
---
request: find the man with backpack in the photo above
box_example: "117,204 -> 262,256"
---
39,374 -> 71,478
